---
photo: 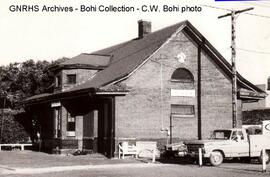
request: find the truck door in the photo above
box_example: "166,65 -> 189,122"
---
229,130 -> 249,157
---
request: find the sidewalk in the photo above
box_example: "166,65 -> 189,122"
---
0,150 -> 157,175
0,151 -> 144,169
1,163 -> 163,175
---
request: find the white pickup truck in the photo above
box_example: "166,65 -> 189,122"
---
185,127 -> 270,166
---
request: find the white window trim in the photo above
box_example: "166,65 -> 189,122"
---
66,131 -> 76,137
171,114 -> 195,118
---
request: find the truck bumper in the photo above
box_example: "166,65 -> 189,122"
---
188,152 -> 211,158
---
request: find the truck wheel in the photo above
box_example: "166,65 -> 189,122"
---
259,151 -> 270,164
209,151 -> 223,166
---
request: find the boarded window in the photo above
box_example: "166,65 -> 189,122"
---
171,105 -> 195,117
67,74 -> 76,84
67,113 -> 75,136
171,68 -> 194,83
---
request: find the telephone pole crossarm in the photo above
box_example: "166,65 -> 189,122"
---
218,7 -> 254,19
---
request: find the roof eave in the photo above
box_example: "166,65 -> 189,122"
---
95,91 -> 128,95
49,64 -> 107,72
23,86 -> 129,106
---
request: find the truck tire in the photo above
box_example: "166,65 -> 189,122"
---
209,151 -> 223,166
259,151 -> 270,164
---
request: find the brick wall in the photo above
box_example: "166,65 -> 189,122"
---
55,69 -> 97,91
115,30 -> 234,145
200,50 -> 232,138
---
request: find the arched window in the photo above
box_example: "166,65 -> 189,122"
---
171,68 -> 194,83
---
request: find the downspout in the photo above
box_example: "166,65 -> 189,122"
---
198,45 -> 202,140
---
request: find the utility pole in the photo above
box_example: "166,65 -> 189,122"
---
218,7 -> 254,128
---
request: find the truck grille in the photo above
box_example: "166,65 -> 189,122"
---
186,144 -> 204,153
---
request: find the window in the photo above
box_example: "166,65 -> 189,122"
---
67,112 -> 75,136
171,68 -> 194,83
171,104 -> 195,117
67,74 -> 76,84
55,75 -> 61,87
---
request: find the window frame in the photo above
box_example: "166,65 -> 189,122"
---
66,74 -> 77,84
66,112 -> 76,137
171,104 -> 195,118
170,68 -> 194,83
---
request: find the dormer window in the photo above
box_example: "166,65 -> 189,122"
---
67,74 -> 76,84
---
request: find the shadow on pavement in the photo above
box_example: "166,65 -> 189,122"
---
217,166 -> 263,173
156,156 -> 267,172
155,156 -> 199,165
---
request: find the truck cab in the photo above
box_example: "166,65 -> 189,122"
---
209,129 -> 249,157
185,128 -> 270,166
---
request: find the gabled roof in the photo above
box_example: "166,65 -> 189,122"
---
24,20 -> 266,104
67,21 -> 187,92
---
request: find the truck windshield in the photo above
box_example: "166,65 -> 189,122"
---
210,130 -> 232,140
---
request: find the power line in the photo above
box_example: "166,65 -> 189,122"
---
201,4 -> 270,19
257,1 -> 270,6
236,48 -> 270,55
245,12 -> 270,19
200,4 -> 232,11
243,2 -> 270,8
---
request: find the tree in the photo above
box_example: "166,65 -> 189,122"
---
0,59 -> 55,143
0,59 -> 54,106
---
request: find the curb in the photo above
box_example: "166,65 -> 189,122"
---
2,163 -> 164,175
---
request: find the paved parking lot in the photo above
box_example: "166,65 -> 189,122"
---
1,151 -> 270,177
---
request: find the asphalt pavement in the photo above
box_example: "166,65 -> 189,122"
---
1,151 -> 270,177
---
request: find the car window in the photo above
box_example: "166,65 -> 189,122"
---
211,130 -> 231,140
231,130 -> 244,140
237,131 -> 244,140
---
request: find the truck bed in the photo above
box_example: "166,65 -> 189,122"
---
249,135 -> 270,157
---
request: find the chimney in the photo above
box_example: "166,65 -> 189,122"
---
138,20 -> 151,38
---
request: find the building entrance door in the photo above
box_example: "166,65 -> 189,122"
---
97,98 -> 115,158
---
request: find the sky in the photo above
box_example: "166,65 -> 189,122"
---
0,0 -> 270,85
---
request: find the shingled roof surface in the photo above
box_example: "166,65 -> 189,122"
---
24,20 -> 266,103
65,21 -> 186,93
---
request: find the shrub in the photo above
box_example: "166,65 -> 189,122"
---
0,111 -> 30,144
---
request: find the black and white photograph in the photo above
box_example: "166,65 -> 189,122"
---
0,0 -> 270,176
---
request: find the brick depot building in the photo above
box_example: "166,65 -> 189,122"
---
24,20 -> 266,157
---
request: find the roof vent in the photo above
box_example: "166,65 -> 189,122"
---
138,20 -> 151,38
